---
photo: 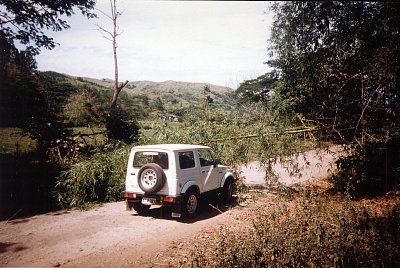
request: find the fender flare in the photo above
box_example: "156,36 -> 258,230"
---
220,171 -> 235,188
181,180 -> 200,194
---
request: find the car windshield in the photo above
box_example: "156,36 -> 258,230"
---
133,151 -> 169,169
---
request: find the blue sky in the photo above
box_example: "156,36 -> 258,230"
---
36,0 -> 273,88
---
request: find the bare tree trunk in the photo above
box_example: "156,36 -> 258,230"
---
97,0 -> 127,110
111,0 -> 119,110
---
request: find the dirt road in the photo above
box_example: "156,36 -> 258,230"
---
0,145 -> 346,267
0,200 -> 243,267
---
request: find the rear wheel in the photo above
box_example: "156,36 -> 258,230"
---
132,202 -> 151,214
182,189 -> 199,219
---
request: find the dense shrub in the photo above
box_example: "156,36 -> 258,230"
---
333,137 -> 400,198
106,114 -> 140,144
54,143 -> 129,208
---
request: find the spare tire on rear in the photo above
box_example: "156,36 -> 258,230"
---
137,163 -> 165,193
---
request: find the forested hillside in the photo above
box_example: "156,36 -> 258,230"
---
84,76 -> 236,112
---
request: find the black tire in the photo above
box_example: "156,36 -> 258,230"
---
182,189 -> 199,219
132,202 -> 151,214
221,178 -> 234,204
137,163 -> 165,193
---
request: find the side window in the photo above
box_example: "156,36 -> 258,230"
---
198,150 -> 214,167
178,151 -> 195,169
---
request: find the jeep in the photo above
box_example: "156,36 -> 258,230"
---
122,144 -> 235,219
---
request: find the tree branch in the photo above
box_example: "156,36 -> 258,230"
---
94,8 -> 113,20
353,85 -> 381,142
118,80 -> 129,92
96,24 -> 113,41
210,127 -> 317,142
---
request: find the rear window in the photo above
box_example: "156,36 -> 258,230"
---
133,151 -> 169,169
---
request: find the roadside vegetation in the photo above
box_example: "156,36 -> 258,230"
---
179,188 -> 400,267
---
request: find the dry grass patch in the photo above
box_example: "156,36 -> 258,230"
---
175,185 -> 400,268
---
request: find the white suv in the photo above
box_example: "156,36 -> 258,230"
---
122,144 -> 235,219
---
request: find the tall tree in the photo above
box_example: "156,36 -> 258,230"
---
97,0 -> 139,144
268,2 -> 400,145
97,0 -> 128,109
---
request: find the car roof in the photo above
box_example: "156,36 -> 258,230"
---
131,144 -> 210,152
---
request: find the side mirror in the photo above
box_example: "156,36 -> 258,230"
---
214,159 -> 221,167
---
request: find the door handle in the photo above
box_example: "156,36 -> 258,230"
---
202,171 -> 206,174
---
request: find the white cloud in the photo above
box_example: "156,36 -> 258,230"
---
36,0 -> 273,88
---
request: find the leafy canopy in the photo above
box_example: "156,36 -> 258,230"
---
236,71 -> 279,107
0,0 -> 96,54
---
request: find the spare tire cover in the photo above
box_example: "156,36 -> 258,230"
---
137,163 -> 166,193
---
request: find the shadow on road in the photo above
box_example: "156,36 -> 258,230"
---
0,242 -> 29,254
130,196 -> 238,223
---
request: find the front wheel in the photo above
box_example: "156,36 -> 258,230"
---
221,179 -> 234,204
182,189 -> 199,219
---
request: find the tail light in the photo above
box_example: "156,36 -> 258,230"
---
160,196 -> 174,203
123,192 -> 136,198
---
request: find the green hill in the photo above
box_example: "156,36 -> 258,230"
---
84,77 -> 236,110
32,71 -> 236,124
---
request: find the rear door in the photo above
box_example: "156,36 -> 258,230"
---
126,150 -> 171,194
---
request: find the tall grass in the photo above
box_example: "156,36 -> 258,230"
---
54,143 -> 130,208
